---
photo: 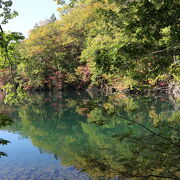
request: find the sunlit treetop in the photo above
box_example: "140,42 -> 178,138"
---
0,0 -> 18,25
54,0 -> 83,7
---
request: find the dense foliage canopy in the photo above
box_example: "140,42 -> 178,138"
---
0,1 -> 179,177
0,0 -> 179,92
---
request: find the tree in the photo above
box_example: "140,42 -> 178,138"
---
0,0 -> 18,32
0,0 -> 17,156
81,0 -> 180,89
15,0 -> 179,91
18,1 -> 100,90
50,13 -> 57,22
33,23 -> 39,29
0,113 -> 13,157
0,0 -> 21,84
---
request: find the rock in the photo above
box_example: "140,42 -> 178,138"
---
168,81 -> 180,99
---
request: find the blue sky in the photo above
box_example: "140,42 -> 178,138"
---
3,0 -> 59,37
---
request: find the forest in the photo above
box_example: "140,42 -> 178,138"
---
0,0 -> 179,95
0,1 -> 180,178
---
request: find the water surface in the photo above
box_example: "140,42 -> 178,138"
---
0,91 -> 179,180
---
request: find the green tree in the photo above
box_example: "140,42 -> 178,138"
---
10,0 -> 179,91
50,13 -> 57,22
81,0 -> 179,89
0,113 -> 13,157
0,0 -> 24,88
18,1 -> 102,90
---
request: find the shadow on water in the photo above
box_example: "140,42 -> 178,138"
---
0,91 -> 180,179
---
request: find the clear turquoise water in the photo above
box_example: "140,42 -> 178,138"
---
0,130 -> 90,180
0,91 -> 179,180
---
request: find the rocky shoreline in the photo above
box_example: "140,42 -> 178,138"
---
87,81 -> 180,100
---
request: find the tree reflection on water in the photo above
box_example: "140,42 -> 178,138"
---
1,92 -> 180,179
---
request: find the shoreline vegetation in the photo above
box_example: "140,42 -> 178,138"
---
0,1 -> 179,178
0,0 -> 179,101
0,113 -> 13,157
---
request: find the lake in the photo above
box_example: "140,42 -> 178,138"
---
0,91 -> 179,180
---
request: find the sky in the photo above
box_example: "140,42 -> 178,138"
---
3,0 -> 59,37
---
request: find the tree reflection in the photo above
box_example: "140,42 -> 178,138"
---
3,92 -> 180,179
